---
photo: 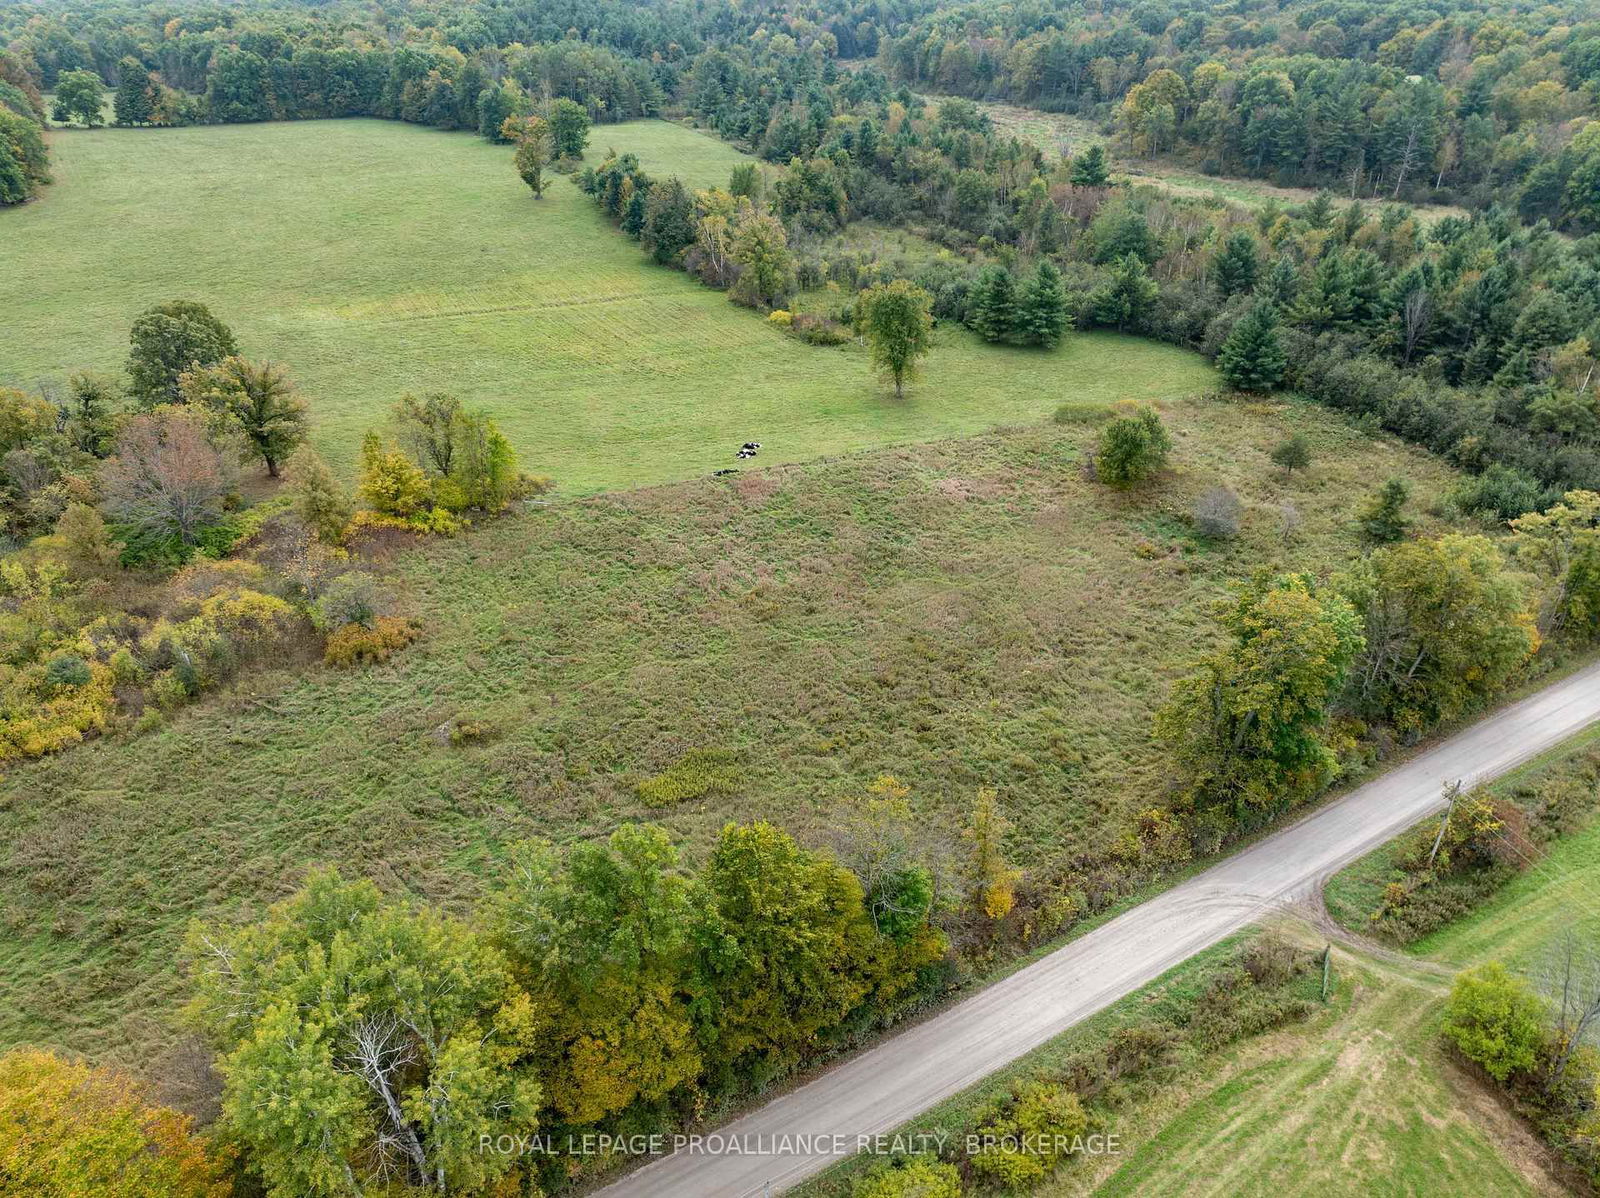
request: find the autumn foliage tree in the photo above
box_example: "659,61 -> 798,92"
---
0,1048 -> 232,1197
489,825 -> 703,1123
100,409 -> 234,554
509,115 -> 552,198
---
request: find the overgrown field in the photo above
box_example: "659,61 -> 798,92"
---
0,394 -> 1462,1071
961,100 -> 1470,226
0,116 -> 1210,491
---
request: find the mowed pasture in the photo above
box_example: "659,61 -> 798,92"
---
0,396 -> 1464,1072
0,116 -> 1211,491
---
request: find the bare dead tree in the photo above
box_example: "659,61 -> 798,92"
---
1540,933 -> 1600,1096
1401,287 -> 1433,365
346,1014 -> 431,1184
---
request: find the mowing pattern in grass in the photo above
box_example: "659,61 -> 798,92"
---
1052,954 -> 1554,1198
0,397 -> 1460,1069
0,117 -> 1210,492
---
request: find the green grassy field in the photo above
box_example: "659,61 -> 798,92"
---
2,116 -> 1210,491
0,390 -> 1462,1072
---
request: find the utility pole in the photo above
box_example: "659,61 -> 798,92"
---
1426,779 -> 1463,870
1321,944 -> 1332,1001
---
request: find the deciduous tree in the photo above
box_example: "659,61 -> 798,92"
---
179,357 -> 308,477
126,301 -> 238,407
1157,573 -> 1364,811
857,279 -> 933,399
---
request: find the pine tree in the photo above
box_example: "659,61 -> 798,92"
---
1217,302 -> 1288,391
968,265 -> 1018,343
1301,191 -> 1335,230
1070,144 -> 1110,187
622,186 -> 648,238
1017,260 -> 1069,348
1259,256 -> 1300,309
1358,478 -> 1411,543
1090,255 -> 1159,332
113,58 -> 153,127
1213,231 -> 1260,297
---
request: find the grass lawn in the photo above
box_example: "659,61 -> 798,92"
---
2,116 -> 1211,492
1043,948 -> 1559,1198
0,390 -> 1461,1072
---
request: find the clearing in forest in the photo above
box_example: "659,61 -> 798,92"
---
1,116 -> 1210,491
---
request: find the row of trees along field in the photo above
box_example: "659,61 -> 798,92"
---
879,0 -> 1600,226
7,0 -> 1600,228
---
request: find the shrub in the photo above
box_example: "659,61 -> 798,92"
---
44,654 -> 92,690
323,615 -> 420,666
310,571 -> 390,631
1096,405 -> 1172,486
1441,962 -> 1548,1081
853,1160 -> 961,1198
636,747 -> 740,806
970,1081 -> 1088,1186
1452,464 -> 1549,521
1192,486 -> 1243,539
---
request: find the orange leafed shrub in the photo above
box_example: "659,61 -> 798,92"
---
323,615 -> 421,666
0,1048 -> 233,1197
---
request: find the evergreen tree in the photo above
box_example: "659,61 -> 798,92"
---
63,371 -> 119,457
1301,191 -> 1335,230
968,265 -> 1017,343
622,186 -> 648,237
113,58 -> 153,127
1017,260 -> 1069,348
1359,478 -> 1411,544
1070,144 -> 1109,187
1090,255 -> 1159,332
1217,302 -> 1288,391
642,176 -> 696,265
1259,256 -> 1300,309
1213,231 -> 1259,297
